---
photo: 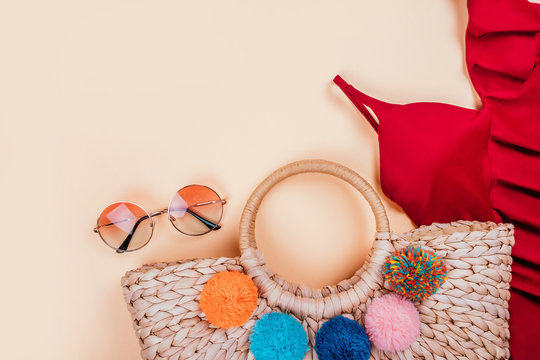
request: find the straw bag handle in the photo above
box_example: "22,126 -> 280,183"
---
240,159 -> 389,252
239,160 -> 392,320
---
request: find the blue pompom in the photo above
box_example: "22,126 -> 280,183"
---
249,313 -> 308,360
315,316 -> 371,360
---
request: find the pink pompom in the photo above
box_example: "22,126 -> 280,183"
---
364,293 -> 420,352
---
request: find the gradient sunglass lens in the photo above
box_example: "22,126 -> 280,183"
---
168,185 -> 224,236
97,202 -> 153,252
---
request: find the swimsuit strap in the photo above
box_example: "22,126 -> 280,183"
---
334,75 -> 383,133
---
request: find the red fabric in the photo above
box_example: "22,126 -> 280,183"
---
334,0 -> 540,358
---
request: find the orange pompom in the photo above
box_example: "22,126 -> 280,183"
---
200,271 -> 258,328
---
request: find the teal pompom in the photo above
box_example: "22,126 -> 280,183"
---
249,313 -> 308,360
383,246 -> 448,301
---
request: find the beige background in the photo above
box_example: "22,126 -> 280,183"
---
0,0 -> 484,358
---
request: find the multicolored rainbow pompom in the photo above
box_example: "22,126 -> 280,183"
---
383,246 -> 447,301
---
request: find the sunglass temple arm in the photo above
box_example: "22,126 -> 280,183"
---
114,204 -> 224,253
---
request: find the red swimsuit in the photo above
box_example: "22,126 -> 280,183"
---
335,0 -> 540,357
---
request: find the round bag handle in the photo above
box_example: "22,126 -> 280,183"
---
239,160 -> 392,320
240,159 -> 389,252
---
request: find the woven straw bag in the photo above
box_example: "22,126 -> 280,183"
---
122,160 -> 514,360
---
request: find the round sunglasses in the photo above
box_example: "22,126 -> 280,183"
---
93,185 -> 227,253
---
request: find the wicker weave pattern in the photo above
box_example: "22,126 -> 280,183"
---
122,160 -> 514,360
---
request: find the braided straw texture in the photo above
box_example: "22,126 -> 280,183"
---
122,160 -> 514,360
